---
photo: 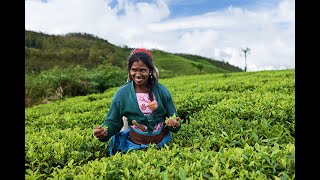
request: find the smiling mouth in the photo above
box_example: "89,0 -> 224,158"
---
135,77 -> 144,83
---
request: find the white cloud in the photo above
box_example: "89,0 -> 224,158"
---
25,0 -> 295,72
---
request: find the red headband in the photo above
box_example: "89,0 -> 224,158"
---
130,48 -> 153,60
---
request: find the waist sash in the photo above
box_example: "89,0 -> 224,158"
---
129,127 -> 168,145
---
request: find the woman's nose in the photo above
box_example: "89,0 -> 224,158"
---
135,71 -> 142,76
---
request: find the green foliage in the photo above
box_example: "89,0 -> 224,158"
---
89,65 -> 127,92
25,30 -> 241,76
25,65 -> 127,107
191,62 -> 205,74
176,53 -> 243,72
25,30 -> 244,107
25,69 -> 295,179
25,30 -> 125,73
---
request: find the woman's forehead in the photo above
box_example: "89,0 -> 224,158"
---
131,60 -> 149,68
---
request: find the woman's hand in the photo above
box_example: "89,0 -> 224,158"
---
132,120 -> 147,132
165,116 -> 181,128
93,125 -> 108,139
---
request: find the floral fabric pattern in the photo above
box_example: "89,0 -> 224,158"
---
136,93 -> 157,114
133,93 -> 162,133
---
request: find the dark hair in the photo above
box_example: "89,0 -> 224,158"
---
127,52 -> 156,101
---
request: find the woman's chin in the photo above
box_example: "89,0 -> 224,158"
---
134,79 -> 145,85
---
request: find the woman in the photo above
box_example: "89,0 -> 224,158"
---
93,48 -> 181,155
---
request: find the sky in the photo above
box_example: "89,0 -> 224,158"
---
25,0 -> 295,72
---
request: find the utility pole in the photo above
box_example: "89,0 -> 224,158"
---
241,47 -> 250,72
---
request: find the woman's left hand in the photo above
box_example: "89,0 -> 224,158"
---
166,117 -> 181,128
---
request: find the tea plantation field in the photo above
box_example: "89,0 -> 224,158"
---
25,69 -> 295,179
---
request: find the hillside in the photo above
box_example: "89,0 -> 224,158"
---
25,30 -> 243,107
25,69 -> 295,179
25,30 -> 243,76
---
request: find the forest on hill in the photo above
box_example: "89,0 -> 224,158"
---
25,30 -> 243,107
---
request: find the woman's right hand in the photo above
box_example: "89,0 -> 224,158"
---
93,125 -> 108,139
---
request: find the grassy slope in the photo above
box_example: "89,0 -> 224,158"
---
25,30 -> 240,79
152,51 -> 230,79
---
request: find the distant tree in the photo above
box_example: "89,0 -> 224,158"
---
192,62 -> 204,74
241,47 -> 250,72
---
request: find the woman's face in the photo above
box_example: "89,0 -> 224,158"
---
129,60 -> 150,86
